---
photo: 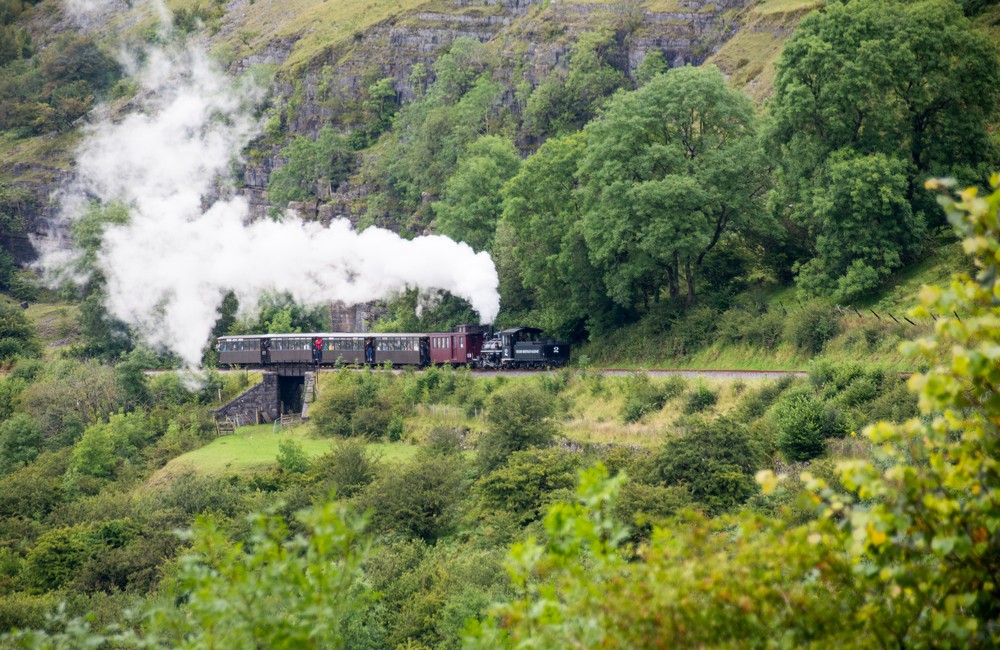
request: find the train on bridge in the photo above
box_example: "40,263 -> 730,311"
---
217,325 -> 570,370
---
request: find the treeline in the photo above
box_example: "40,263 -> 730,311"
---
265,0 -> 998,342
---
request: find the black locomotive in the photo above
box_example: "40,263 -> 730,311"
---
217,325 -> 569,370
476,327 -> 570,370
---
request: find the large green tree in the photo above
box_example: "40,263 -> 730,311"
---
578,65 -> 764,308
432,135 -> 520,252
769,0 -> 999,297
796,151 -> 926,300
499,132 -> 620,338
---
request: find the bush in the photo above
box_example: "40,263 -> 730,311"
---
362,453 -> 467,542
24,524 -> 94,591
648,418 -> 762,514
0,592 -> 60,635
69,411 -> 157,480
0,450 -> 69,519
477,448 -> 581,522
276,438 -> 309,474
311,439 -> 380,498
425,426 -> 466,456
716,307 -> 785,349
311,370 -> 410,440
621,373 -> 681,423
0,413 -> 42,475
0,301 -> 41,361
774,390 -> 843,462
784,301 -> 840,354
478,383 -> 558,472
614,482 -> 692,542
683,383 -> 718,414
734,375 -> 796,420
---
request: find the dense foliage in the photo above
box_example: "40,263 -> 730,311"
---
465,177 -> 1000,648
0,0 -> 999,646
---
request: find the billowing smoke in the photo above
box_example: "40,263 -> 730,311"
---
48,0 -> 500,366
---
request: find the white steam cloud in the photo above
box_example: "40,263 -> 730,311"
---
49,1 -> 500,366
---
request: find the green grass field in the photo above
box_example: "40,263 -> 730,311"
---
153,423 -> 420,478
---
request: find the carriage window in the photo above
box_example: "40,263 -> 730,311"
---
459,337 -> 464,348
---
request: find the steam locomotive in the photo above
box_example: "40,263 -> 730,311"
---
217,325 -> 570,370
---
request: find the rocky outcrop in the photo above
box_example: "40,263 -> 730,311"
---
7,0 -> 760,262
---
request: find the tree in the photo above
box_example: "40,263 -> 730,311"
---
433,135 -> 520,252
500,132 -> 621,338
769,0 -> 999,293
467,176 -> 1000,647
0,300 -> 40,360
379,37 -> 503,219
143,501 -> 377,649
578,65 -> 764,308
69,411 -> 154,480
523,30 -> 627,139
362,452 -> 467,542
276,438 -> 310,474
0,413 -> 42,475
796,151 -> 926,301
477,447 -> 581,523
267,127 -> 354,207
69,201 -> 134,360
648,417 -> 761,514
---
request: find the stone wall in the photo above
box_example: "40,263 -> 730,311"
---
213,372 -> 280,426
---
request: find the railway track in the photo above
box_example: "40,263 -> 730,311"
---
143,368 -> 810,380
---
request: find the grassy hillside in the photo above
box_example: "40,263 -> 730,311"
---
708,0 -> 822,102
151,422 -> 419,478
580,241 -> 964,371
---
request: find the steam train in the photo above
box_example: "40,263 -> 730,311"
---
217,325 -> 570,370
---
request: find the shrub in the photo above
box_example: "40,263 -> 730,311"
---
24,524 -> 94,591
311,439 -> 379,498
0,413 -> 42,475
478,383 -> 557,472
784,301 -> 840,354
734,375 -> 796,420
477,448 -> 581,523
648,418 -> 762,514
0,301 -> 41,361
774,390 -> 843,462
0,450 -> 68,519
716,307 -> 784,349
276,438 -> 309,474
311,371 -> 410,440
614,482 -> 692,542
683,383 -> 718,414
69,411 -> 156,480
621,373 -> 677,423
425,426 -> 466,456
669,306 -> 719,356
362,453 -> 467,542
0,592 -> 60,635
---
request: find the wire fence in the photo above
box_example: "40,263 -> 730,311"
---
771,299 -> 960,328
